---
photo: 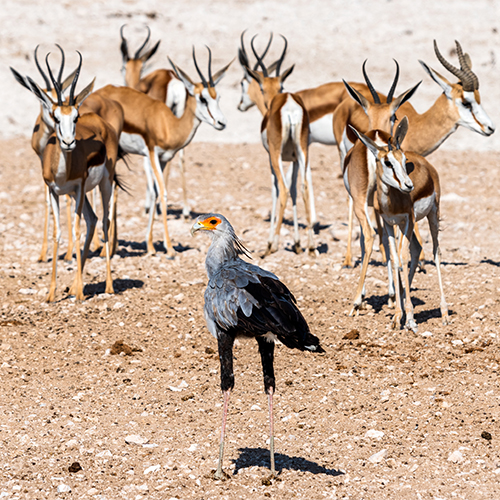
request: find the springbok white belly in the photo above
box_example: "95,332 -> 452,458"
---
119,132 -> 148,156
309,113 -> 336,145
414,192 -> 436,222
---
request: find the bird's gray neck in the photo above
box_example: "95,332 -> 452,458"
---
205,233 -> 240,279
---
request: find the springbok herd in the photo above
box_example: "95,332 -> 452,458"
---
10,28 -> 495,333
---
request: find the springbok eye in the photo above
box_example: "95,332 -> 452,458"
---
199,95 -> 207,105
463,100 -> 473,110
384,159 -> 392,168
53,116 -> 60,124
209,219 -> 218,225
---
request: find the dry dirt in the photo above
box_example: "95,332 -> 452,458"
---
0,139 -> 499,500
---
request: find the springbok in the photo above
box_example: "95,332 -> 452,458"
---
12,53 -> 119,301
341,62 -> 420,315
120,25 -> 191,218
243,35 -> 314,255
94,47 -> 232,256
334,40 -> 495,267
350,119 -> 448,331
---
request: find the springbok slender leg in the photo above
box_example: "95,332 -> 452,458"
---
63,195 -> 74,261
38,185 -> 50,262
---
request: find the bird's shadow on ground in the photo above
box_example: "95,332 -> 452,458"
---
233,447 -> 343,476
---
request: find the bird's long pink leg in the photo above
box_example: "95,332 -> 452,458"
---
215,389 -> 231,480
267,387 -> 275,476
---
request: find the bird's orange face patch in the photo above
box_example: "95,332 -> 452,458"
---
200,216 -> 222,230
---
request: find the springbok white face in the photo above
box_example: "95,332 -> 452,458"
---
378,149 -> 413,193
195,86 -> 227,130
238,77 -> 255,111
11,50 -> 94,153
169,47 -> 232,131
420,40 -> 495,137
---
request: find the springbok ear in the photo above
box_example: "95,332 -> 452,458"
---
391,81 -> 421,114
140,40 -> 161,63
10,67 -> 33,93
212,58 -> 234,86
60,69 -> 78,93
17,72 -> 55,109
343,80 -> 371,115
75,78 -> 95,107
394,116 -> 409,147
349,125 -> 383,158
169,57 -> 195,95
419,60 -> 453,99
279,64 -> 295,84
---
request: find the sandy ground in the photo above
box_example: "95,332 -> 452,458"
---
0,140 -> 499,499
1,1 -> 500,499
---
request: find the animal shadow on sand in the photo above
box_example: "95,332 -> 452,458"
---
113,240 -> 194,258
233,447 -> 344,476
84,278 -> 144,297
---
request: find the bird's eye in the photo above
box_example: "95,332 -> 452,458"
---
210,219 -> 218,225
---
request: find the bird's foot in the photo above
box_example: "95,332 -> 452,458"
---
212,469 -> 230,481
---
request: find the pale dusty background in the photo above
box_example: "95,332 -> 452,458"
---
1,0 -> 500,149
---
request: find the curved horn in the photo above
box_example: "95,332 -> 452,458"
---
134,25 -> 151,59
239,30 -> 250,67
387,137 -> 393,152
254,32 -> 273,70
433,40 -> 464,80
45,53 -> 63,105
362,60 -> 380,104
55,44 -> 65,86
454,40 -> 479,91
386,59 -> 400,103
34,45 -> 51,90
250,35 -> 268,77
68,51 -> 83,106
120,24 -> 129,60
206,45 -> 215,87
192,46 -> 208,87
275,34 -> 288,76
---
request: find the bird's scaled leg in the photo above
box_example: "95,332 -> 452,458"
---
215,389 -> 231,480
215,333 -> 235,480
257,337 -> 277,477
63,195 -> 74,261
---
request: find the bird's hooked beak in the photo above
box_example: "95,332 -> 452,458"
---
190,221 -> 204,237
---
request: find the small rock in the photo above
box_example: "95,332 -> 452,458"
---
251,405 -> 261,411
87,488 -> 98,495
386,458 -> 397,468
125,435 -> 149,446
420,331 -> 433,337
110,340 -> 133,356
173,293 -> 185,302
368,449 -> 388,464
57,484 -> 71,493
19,288 -> 37,295
343,329 -> 360,340
187,444 -> 198,452
452,340 -> 464,346
96,450 -> 112,458
481,431 -> 492,441
65,439 -> 78,449
448,450 -> 464,463
68,462 -> 82,473
365,430 -> 385,439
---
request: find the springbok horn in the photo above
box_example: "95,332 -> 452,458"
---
192,46 -> 208,88
45,53 -> 63,105
55,44 -> 65,86
454,40 -> 479,91
386,59 -> 400,103
134,26 -> 151,59
362,60 -> 381,104
275,34 -> 288,77
68,51 -> 83,106
206,46 -> 215,87
250,35 -> 268,77
34,45 -> 51,91
253,32 -> 274,70
120,25 -> 129,60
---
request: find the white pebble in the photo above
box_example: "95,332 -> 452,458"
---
368,449 -> 388,464
365,430 -> 385,439
448,450 -> 464,463
125,435 -> 149,446
57,484 -> 71,493
251,405 -> 261,411
144,465 -> 161,474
